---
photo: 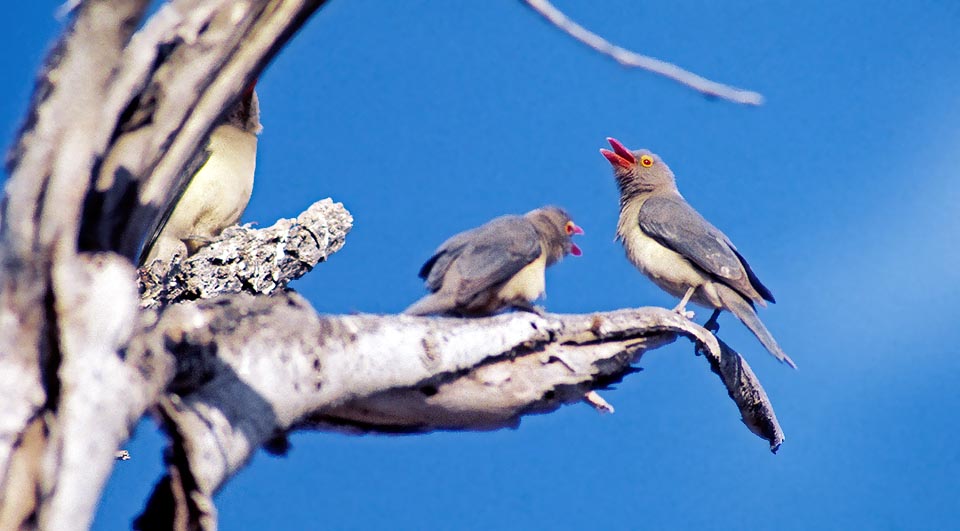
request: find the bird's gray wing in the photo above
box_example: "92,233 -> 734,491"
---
419,216 -> 540,294
638,194 -> 750,287
448,217 -> 542,306
419,225 -> 484,291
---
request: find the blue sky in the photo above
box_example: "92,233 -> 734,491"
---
3,1 -> 960,529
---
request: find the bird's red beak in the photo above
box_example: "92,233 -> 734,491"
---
569,222 -> 584,256
599,137 -> 636,169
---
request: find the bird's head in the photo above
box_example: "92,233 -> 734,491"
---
600,138 -> 675,200
525,206 -> 584,265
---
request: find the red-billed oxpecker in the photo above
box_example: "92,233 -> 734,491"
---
600,138 -> 795,368
406,206 -> 583,316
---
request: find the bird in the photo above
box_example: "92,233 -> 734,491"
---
405,206 -> 584,316
138,83 -> 262,266
600,137 -> 796,368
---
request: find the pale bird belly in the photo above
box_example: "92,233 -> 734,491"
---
181,125 -> 258,236
496,254 -> 547,304
621,223 -> 721,307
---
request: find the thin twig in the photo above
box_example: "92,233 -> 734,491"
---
523,0 -> 764,106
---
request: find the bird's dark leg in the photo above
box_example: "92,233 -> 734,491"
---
693,309 -> 723,358
672,287 -> 696,319
704,309 -> 722,333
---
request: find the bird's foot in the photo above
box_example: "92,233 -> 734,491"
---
704,309 -> 722,334
672,287 -> 696,319
671,303 -> 695,320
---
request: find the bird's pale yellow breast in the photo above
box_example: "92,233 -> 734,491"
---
141,124 -> 257,264
185,124 -> 257,233
496,251 -> 547,304
617,198 -> 710,301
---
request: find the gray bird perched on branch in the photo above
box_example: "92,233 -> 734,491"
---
138,83 -> 262,266
405,206 -> 584,316
600,138 -> 796,369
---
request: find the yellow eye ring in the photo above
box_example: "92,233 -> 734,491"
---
640,155 -> 654,167
565,221 -> 575,235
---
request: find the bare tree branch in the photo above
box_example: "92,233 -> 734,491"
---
139,198 -> 353,309
523,0 -> 765,105
129,293 -> 780,528
697,337 -> 785,451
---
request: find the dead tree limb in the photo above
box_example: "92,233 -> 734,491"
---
127,294 -> 779,530
138,198 -> 353,309
0,1 -> 328,529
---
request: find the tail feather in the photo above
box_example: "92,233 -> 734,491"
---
716,284 -> 797,369
404,292 -> 456,316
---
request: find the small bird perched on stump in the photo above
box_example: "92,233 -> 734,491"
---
600,137 -> 795,368
139,83 -> 262,266
405,206 -> 584,316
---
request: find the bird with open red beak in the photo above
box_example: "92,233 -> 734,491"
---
406,206 -> 583,316
601,137 -> 795,368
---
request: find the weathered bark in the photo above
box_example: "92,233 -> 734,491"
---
139,198 -> 353,309
0,1 -> 782,530
0,1 -> 328,529
128,294 -> 776,530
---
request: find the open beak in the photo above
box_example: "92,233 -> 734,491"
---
599,137 -> 635,170
569,222 -> 584,256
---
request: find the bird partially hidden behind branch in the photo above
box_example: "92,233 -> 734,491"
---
138,83 -> 262,266
405,206 -> 583,316
600,138 -> 796,369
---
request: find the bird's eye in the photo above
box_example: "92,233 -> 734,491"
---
640,155 -> 654,167
565,221 -> 575,235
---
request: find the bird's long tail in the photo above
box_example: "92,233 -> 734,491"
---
404,292 -> 455,316
716,284 -> 797,369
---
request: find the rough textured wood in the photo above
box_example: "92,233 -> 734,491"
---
0,3 -> 149,529
132,294 -> 773,529
697,337 -> 785,452
0,1 -> 328,528
139,198 -> 352,309
42,254 -> 143,530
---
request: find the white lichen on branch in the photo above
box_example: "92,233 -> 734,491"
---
138,198 -> 353,309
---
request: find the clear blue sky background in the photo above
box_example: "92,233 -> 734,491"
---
2,1 -> 959,529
